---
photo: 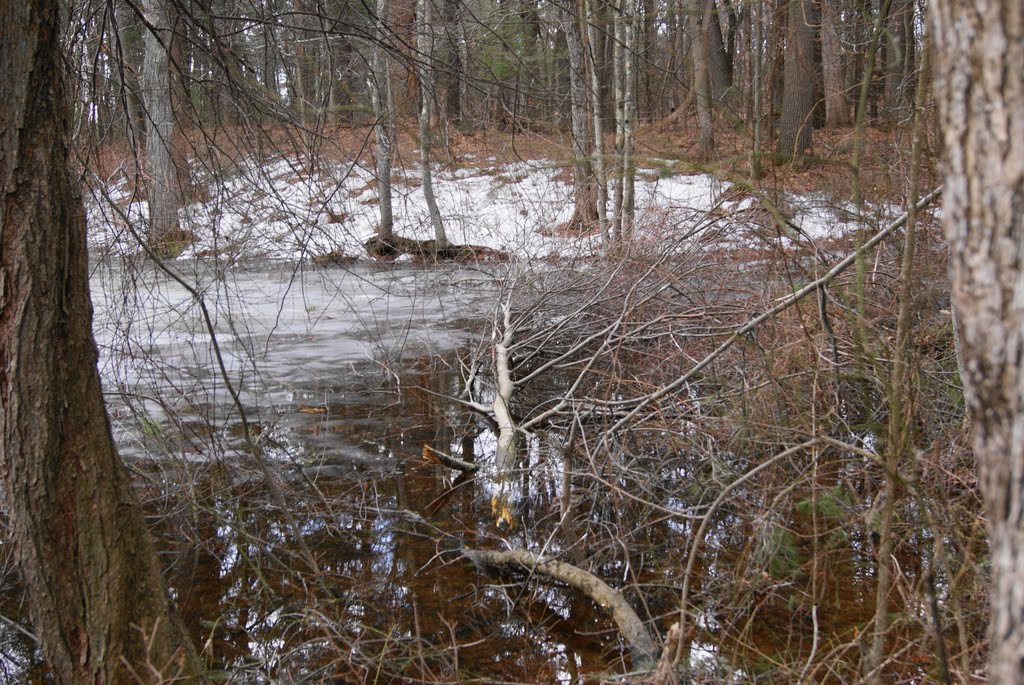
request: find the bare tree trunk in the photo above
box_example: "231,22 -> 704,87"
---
564,1 -> 599,230
142,0 -> 182,247
775,0 -> 816,160
417,0 -> 448,248
693,0 -> 715,158
372,0 -> 395,238
323,0 -> 350,124
749,0 -> 764,178
462,548 -> 658,669
0,2 -> 206,683
884,0 -> 911,117
611,0 -> 625,238
620,0 -> 638,238
671,0 -> 692,104
639,0 -> 656,117
112,6 -> 146,161
821,0 -> 852,127
703,0 -> 731,99
261,1 -> 281,96
866,37 -> 930,685
585,0 -> 610,239
440,0 -> 463,126
291,0 -> 314,124
931,2 -> 1024,681
210,0 -> 240,127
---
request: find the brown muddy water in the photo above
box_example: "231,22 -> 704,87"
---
0,262 -> 909,683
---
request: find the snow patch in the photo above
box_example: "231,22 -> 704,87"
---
85,155 -> 881,263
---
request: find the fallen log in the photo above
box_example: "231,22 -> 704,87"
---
365,235 -> 508,262
461,547 -> 659,670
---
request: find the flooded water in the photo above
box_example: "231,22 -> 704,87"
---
0,260 -> 917,683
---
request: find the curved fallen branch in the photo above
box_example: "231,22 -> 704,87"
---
462,547 -> 658,670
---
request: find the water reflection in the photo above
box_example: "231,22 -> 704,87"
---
0,261 -> 925,683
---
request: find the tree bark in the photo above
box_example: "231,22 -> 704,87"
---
0,2 -> 206,683
142,0 -> 183,246
585,0 -> 610,238
372,0 -> 396,238
611,0 -> 626,236
564,1 -> 599,230
692,0 -> 715,158
820,0 -> 852,127
291,0 -> 313,124
749,0 -> 764,177
439,0 -> 463,125
703,0 -> 731,100
112,6 -> 146,161
931,2 -> 1024,681
884,0 -> 912,117
775,0 -> 817,160
417,0 -> 448,248
620,0 -> 638,237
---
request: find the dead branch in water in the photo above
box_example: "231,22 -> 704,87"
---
422,444 -> 479,473
461,547 -> 659,670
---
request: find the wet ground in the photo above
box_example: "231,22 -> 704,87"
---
0,260 -> 900,683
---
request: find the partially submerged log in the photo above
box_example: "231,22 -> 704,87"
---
462,547 -> 659,670
365,234 -> 507,262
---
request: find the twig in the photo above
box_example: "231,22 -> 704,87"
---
603,186 -> 944,437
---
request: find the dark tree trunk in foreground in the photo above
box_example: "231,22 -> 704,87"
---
931,1 -> 1024,681
0,3 -> 205,683
776,0 -> 816,160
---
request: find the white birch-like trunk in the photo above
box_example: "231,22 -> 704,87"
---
585,0 -> 609,240
611,0 -> 625,240
371,0 -> 395,237
620,0 -> 637,238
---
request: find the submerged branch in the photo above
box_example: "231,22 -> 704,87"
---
462,547 -> 659,670
422,445 -> 479,473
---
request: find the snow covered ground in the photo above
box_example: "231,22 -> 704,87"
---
85,154 -> 891,263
